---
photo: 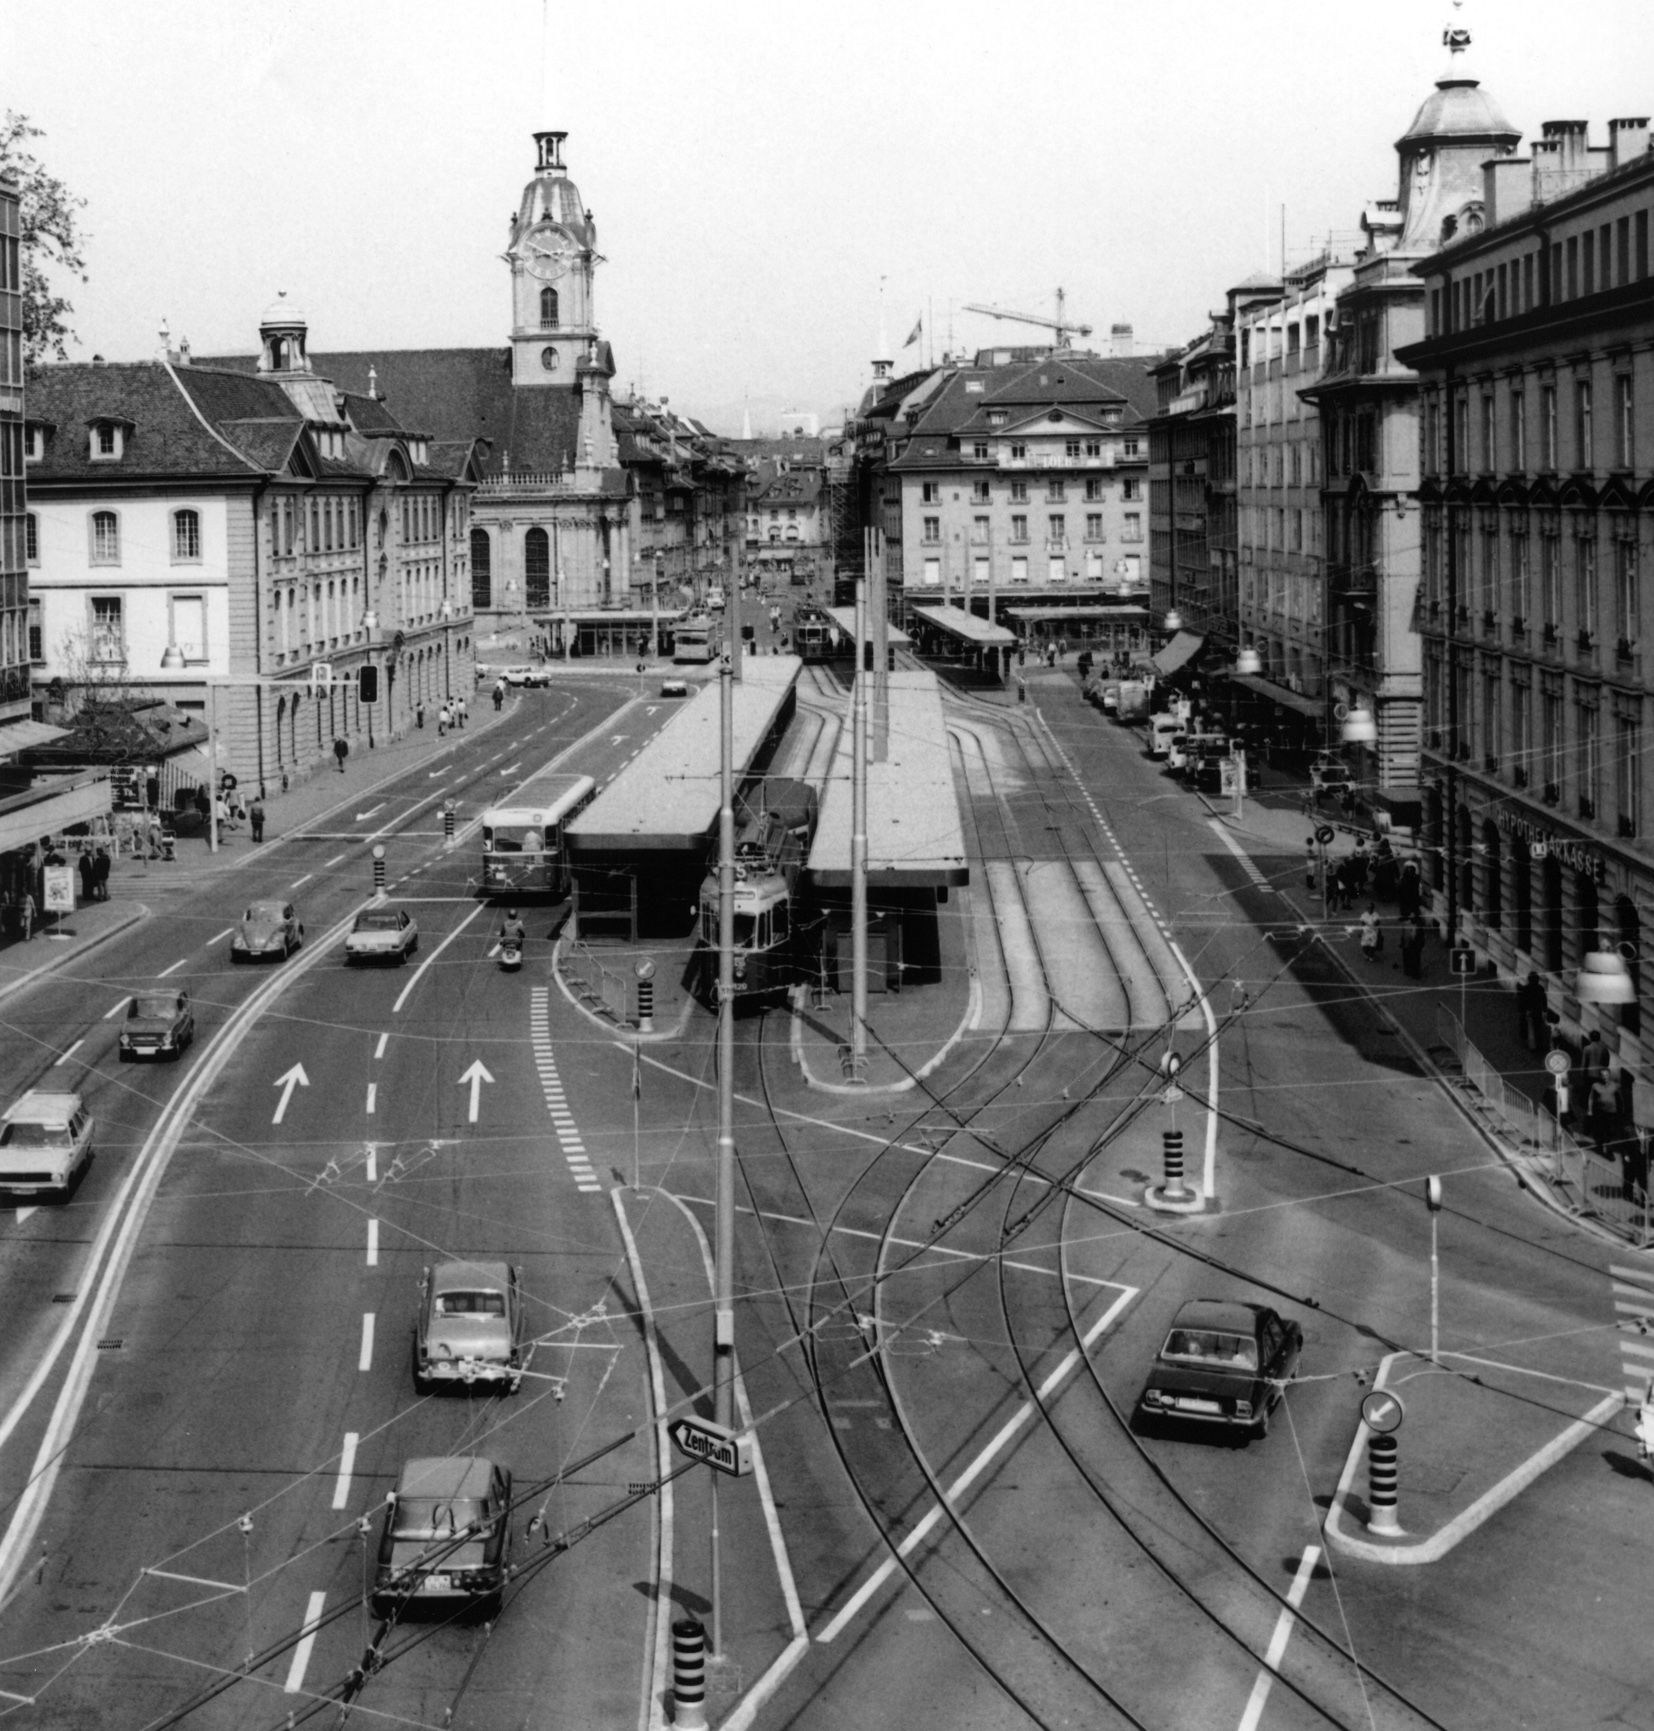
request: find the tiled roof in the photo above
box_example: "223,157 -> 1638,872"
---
752,470 -> 821,505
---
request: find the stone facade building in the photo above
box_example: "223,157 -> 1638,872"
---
1400,109 -> 1654,1059
0,177 -> 27,754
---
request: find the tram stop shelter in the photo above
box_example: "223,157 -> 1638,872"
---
565,655 -> 800,940
823,608 -> 912,655
907,603 -> 1018,682
1002,604 -> 1149,663
536,607 -> 687,660
807,668 -> 967,991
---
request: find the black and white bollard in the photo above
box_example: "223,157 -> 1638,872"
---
671,1618 -> 708,1729
443,801 -> 456,847
1366,1432 -> 1400,1534
635,957 -> 657,1034
372,844 -> 386,894
1161,1128 -> 1187,1201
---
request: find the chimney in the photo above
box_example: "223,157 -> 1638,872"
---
1484,156 -> 1532,228
1109,322 -> 1133,358
368,364 -> 379,401
158,319 -> 178,364
1544,119 -> 1591,172
1610,116 -> 1651,170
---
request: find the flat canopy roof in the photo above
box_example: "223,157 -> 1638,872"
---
567,656 -> 799,852
910,603 -> 1018,648
544,608 -> 688,624
1151,630 -> 1204,674
808,669 -> 968,888
823,606 -> 912,647
1002,605 -> 1149,623
1230,670 -> 1323,718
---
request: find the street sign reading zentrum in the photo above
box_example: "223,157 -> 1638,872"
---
668,1415 -> 753,1477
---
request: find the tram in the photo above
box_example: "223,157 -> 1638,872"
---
478,770 -> 598,899
793,617 -> 843,663
673,616 -> 716,664
696,777 -> 819,1004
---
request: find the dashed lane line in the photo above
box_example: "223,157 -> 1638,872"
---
530,987 -> 602,1192
1207,817 -> 1273,892
283,1591 -> 327,1694
331,1434 -> 359,1511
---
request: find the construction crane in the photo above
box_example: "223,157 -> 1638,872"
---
963,287 -> 1093,348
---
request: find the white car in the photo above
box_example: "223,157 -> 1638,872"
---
414,1261 -> 526,1392
0,1089 -> 94,1197
345,906 -> 419,965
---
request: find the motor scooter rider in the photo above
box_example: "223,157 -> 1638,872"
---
497,908 -> 527,955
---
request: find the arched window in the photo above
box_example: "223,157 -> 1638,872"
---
173,508 -> 201,561
540,287 -> 559,329
524,527 -> 551,610
90,510 -> 120,565
471,527 -> 492,609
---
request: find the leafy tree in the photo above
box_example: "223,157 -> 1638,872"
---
0,111 -> 89,366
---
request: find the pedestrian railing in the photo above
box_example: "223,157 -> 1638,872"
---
561,938 -> 629,1023
1435,1005 -> 1652,1244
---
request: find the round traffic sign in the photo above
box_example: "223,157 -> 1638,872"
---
1361,1389 -> 1405,1434
635,958 -> 657,981
1544,1048 -> 1571,1077
1315,825 -> 1335,846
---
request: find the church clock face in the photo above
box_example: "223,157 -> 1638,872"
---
540,347 -> 559,372
525,223 -> 571,281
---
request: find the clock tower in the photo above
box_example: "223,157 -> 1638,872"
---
508,131 -> 599,387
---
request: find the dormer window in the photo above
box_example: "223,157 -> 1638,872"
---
24,425 -> 44,462
90,421 -> 125,461
988,411 -> 1007,427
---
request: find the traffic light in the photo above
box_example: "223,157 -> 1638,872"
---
358,664 -> 380,705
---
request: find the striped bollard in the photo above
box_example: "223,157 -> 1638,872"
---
671,1618 -> 708,1729
1162,1128 -> 1187,1201
1366,1433 -> 1400,1534
443,801 -> 456,847
636,957 -> 657,1034
372,844 -> 386,894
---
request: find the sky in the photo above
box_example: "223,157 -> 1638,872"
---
6,0 -> 1653,437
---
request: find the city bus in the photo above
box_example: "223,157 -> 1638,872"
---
673,616 -> 716,664
478,770 -> 598,899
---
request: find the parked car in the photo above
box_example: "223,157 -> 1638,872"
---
1136,1299 -> 1303,1439
660,677 -> 690,697
414,1260 -> 526,1392
231,900 -> 304,962
1148,713 -> 1181,758
706,585 -> 726,611
372,1456 -> 512,1619
345,906 -> 419,965
1180,733 -> 1230,783
119,990 -> 195,1060
0,1089 -> 94,1197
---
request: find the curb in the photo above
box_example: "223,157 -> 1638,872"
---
0,903 -> 149,1009
1322,1351 -> 1625,1564
788,974 -> 981,1095
551,934 -> 698,1044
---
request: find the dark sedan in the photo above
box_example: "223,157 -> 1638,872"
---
119,990 -> 196,1061
1136,1299 -> 1302,1439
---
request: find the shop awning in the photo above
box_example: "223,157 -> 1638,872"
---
1150,631 -> 1204,674
1229,671 -> 1325,719
0,776 -> 112,856
0,720 -> 70,756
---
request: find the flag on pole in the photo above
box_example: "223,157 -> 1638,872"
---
903,316 -> 922,348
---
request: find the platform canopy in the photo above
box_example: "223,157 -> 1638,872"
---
808,669 -> 968,888
1150,630 -> 1204,673
909,603 -> 1017,648
1002,605 -> 1149,624
823,606 -> 911,647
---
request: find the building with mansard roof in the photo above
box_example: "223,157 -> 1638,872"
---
24,300 -> 482,796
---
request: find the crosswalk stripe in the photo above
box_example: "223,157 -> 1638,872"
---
1619,1336 -> 1654,1359
1612,1263 -> 1654,1286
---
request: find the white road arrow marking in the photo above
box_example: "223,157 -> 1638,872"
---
458,1060 -> 494,1123
354,804 -> 384,821
610,734 -> 626,745
498,762 -> 521,777
15,1209 -> 37,1224
271,1063 -> 309,1124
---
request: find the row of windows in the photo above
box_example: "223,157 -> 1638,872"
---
914,552 -> 1141,586
24,507 -> 206,567
960,437 -> 1140,463
1241,441 -> 1322,487
919,477 -> 1140,505
1432,209 -> 1653,336
921,512 -> 1143,545
29,592 -> 210,667
1425,375 -> 1637,476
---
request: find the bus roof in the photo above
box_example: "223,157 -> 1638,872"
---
481,771 -> 597,826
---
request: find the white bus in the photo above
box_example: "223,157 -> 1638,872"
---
479,771 -> 598,899
673,617 -> 716,664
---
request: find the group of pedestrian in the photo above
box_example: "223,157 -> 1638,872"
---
75,847 -> 112,903
416,696 -> 469,736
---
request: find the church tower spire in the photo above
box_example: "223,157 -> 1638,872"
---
507,129 -> 600,387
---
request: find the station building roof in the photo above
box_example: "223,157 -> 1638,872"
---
909,603 -> 1018,648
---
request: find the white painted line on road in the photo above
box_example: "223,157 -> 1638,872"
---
324,852 -> 348,869
817,1279 -> 1138,1642
1207,817 -> 1273,891
271,1064 -> 309,1125
365,1083 -> 377,1115
1236,1543 -> 1321,1731
358,1313 -> 375,1372
208,927 -> 234,946
366,1218 -> 378,1267
52,1040 -> 84,1067
291,873 -> 314,888
353,805 -> 385,822
283,1591 -> 327,1693
103,997 -> 131,1020
157,958 -> 187,979
392,903 -> 486,1013
283,1592 -> 326,1689
331,1433 -> 359,1511
365,1147 -> 378,1183
374,1032 -> 388,1060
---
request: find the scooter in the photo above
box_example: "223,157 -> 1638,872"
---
499,938 -> 523,973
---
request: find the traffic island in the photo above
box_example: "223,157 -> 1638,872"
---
1323,1349 -> 1624,1564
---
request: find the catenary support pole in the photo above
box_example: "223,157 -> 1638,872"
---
851,578 -> 870,1083
712,652 -> 737,1655
206,681 -> 221,855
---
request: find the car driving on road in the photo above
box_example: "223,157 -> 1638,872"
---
413,1260 -> 526,1392
0,1089 -> 94,1197
371,1455 -> 512,1619
1136,1299 -> 1302,1439
345,906 -> 419,965
119,990 -> 195,1060
230,900 -> 303,962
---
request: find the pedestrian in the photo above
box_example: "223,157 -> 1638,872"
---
334,736 -> 349,773
455,695 -> 467,728
437,705 -> 448,737
1587,1065 -> 1621,1149
1359,901 -> 1383,961
1350,839 -> 1371,895
18,888 -> 34,941
1305,840 -> 1318,892
249,799 -> 265,844
78,850 -> 96,905
493,680 -> 505,712
1401,913 -> 1426,978
93,847 -> 110,900
1515,970 -> 1547,1051
416,701 -> 426,730
1396,859 -> 1422,920
1579,1027 -> 1612,1087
